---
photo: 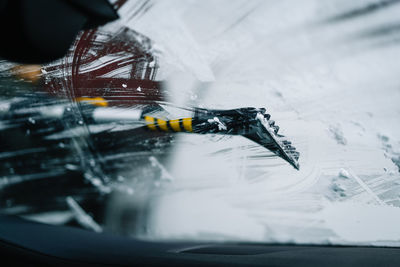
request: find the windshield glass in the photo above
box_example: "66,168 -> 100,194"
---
1,0 -> 400,247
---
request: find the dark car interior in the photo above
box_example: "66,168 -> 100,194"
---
1,215 -> 400,266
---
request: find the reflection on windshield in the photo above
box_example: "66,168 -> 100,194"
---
1,0 -> 400,246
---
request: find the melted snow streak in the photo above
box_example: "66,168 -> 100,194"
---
1,0 -> 400,245
0,9 -> 171,234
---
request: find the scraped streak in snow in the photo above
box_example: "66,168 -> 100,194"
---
0,2 -> 172,230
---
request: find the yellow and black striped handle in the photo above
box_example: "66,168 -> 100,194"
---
144,116 -> 193,132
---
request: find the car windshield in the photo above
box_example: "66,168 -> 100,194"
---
1,0 -> 400,247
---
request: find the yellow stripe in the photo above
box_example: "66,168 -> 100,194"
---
76,97 -> 108,107
182,118 -> 193,132
157,118 -> 168,132
169,119 -> 181,132
144,116 -> 157,131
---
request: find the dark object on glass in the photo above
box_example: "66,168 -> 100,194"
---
0,0 -> 119,64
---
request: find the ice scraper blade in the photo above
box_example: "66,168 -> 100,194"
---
244,113 -> 300,170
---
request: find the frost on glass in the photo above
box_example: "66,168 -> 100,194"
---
1,0 -> 400,246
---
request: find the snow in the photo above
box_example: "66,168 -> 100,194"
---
322,202 -> 400,243
116,0 -> 400,245
149,191 -> 266,242
339,168 -> 350,179
66,196 -> 103,233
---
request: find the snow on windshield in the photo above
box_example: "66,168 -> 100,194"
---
1,0 -> 400,246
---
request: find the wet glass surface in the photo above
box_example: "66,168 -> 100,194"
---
1,0 -> 400,246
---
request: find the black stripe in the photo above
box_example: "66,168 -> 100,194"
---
178,119 -> 184,132
166,120 -> 174,132
154,119 -> 161,131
